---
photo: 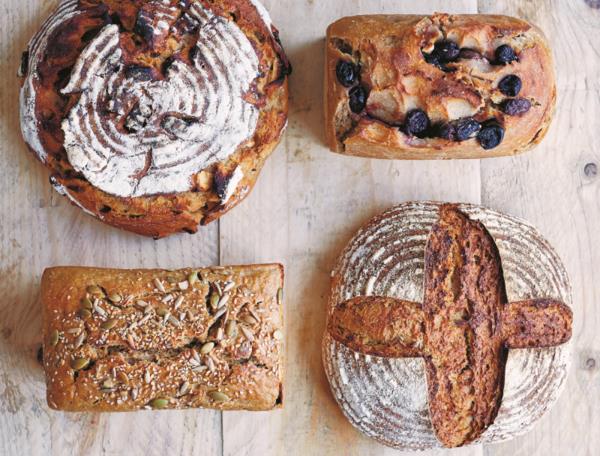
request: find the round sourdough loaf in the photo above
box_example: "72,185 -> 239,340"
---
20,0 -> 290,238
323,201 -> 572,450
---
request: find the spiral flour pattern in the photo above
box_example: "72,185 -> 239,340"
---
60,3 -> 259,197
323,201 -> 571,450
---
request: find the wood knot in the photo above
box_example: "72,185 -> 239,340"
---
585,357 -> 597,371
584,162 -> 598,178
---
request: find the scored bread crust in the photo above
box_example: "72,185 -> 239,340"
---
323,202 -> 572,450
42,265 -> 284,412
325,14 -> 556,159
20,0 -> 290,238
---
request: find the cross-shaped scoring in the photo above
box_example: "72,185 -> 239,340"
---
328,205 -> 573,448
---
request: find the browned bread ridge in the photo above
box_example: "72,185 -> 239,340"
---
42,265 -> 284,412
326,204 -> 572,448
20,0 -> 290,238
325,13 -> 555,159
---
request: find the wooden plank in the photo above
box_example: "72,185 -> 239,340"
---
0,1 -> 222,455
219,1 -> 485,455
478,1 -> 600,456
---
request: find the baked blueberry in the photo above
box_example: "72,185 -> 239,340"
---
495,45 -> 518,65
455,118 -> 482,141
349,85 -> 368,113
498,75 -> 522,97
405,109 -> 430,136
502,98 -> 532,116
336,60 -> 359,87
477,122 -> 505,149
434,40 -> 460,62
437,123 -> 456,141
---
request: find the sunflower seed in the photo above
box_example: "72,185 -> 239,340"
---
168,315 -> 181,327
136,300 -> 149,308
149,398 -> 169,409
178,382 -> 190,397
162,312 -> 171,325
240,326 -> 254,342
213,282 -> 223,296
127,334 -> 136,349
273,330 -> 283,341
102,378 -> 116,389
154,278 -> 166,293
223,281 -> 235,293
200,342 -> 215,355
186,310 -> 194,321
178,281 -> 189,291
216,328 -> 224,341
108,293 -> 123,304
79,308 -> 92,320
144,305 -> 153,316
208,391 -> 229,402
156,306 -> 169,317
81,297 -> 93,310
213,307 -> 227,321
277,288 -> 283,305
71,357 -> 90,370
87,285 -> 104,297
217,295 -> 229,309
139,314 -> 152,325
174,296 -> 184,310
49,329 -> 60,347
191,349 -> 201,364
75,331 -> 86,348
101,319 -> 118,330
144,370 -> 151,384
206,356 -> 216,372
162,294 -> 174,303
192,365 -> 208,373
225,320 -> 237,338
93,301 -> 107,317
67,327 -> 82,335
179,312 -> 186,322
131,388 -> 139,401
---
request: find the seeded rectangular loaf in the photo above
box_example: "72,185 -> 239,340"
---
325,13 -> 556,159
42,265 -> 284,412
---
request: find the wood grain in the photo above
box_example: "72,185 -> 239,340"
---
0,0 -> 597,455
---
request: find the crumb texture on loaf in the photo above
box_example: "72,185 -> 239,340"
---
323,202 -> 572,450
42,265 -> 284,412
325,13 -> 556,159
20,0 -> 290,237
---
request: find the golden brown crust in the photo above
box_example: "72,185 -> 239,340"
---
325,13 -> 555,159
21,0 -> 290,238
328,297 -> 425,358
42,264 -> 284,412
502,299 -> 573,348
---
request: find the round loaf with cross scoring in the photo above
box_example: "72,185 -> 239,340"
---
19,0 -> 290,238
322,201 -> 572,450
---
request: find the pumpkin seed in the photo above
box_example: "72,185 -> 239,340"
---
108,293 -> 122,304
188,271 -> 199,285
71,357 -> 90,370
101,319 -> 118,330
79,308 -> 92,320
208,391 -> 229,402
102,378 -> 116,389
273,330 -> 283,341
277,288 -> 283,305
225,320 -> 237,338
156,306 -> 169,317
87,285 -> 104,297
49,329 -> 60,347
149,397 -> 169,409
209,292 -> 219,311
200,342 -> 215,355
117,371 -> 130,385
81,297 -> 93,310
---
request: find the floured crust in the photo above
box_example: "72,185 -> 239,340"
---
42,264 -> 284,412
20,0 -> 290,238
325,14 -> 555,159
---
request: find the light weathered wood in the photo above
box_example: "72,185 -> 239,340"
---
1,0 -> 598,455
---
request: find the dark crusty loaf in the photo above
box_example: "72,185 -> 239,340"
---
325,13 -> 555,159
326,204 -> 572,448
42,265 -> 284,412
20,0 -> 290,238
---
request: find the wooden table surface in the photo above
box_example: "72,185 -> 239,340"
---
1,0 -> 598,455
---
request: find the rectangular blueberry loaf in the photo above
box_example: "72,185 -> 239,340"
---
325,13 -> 556,159
42,265 -> 284,412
